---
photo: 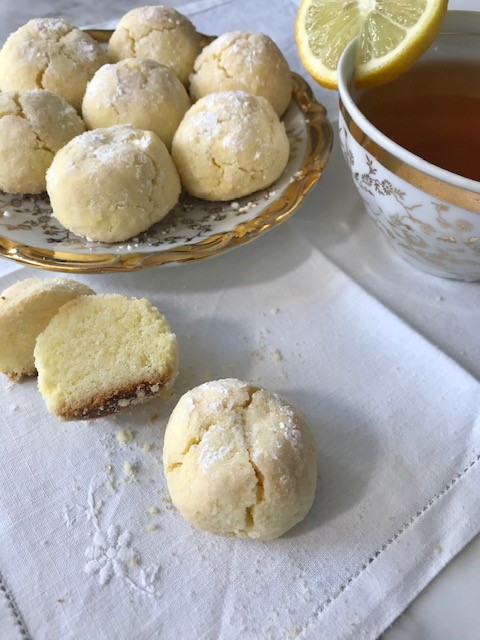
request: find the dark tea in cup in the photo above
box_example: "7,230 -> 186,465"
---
356,60 -> 480,182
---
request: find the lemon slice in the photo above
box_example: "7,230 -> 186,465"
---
295,0 -> 448,89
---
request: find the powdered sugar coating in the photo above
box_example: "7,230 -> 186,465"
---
190,31 -> 292,116
82,58 -> 190,150
163,378 -> 317,540
171,91 -> 290,201
108,6 -> 201,85
0,18 -> 108,110
46,125 -> 181,243
197,424 -> 234,472
0,89 -> 85,194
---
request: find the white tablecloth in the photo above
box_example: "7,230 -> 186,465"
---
1,2 -> 480,639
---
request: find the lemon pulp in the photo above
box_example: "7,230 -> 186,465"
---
295,0 -> 448,89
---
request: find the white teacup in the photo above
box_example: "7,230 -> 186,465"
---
337,11 -> 480,281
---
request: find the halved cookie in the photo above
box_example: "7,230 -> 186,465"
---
0,277 -> 94,380
34,294 -> 178,419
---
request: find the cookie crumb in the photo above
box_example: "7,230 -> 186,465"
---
146,524 -> 157,532
149,506 -> 159,515
123,461 -> 137,478
117,429 -> 134,444
160,496 -> 173,511
93,499 -> 103,516
142,443 -> 153,453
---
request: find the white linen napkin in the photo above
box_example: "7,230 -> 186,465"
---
1,181 -> 480,639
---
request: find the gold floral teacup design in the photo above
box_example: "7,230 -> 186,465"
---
337,11 -> 480,281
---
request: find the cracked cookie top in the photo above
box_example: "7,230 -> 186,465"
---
46,124 -> 181,242
190,30 -> 293,117
108,6 -> 201,86
163,378 -> 317,540
171,90 -> 290,201
0,18 -> 108,110
0,89 -> 85,194
82,58 -> 191,150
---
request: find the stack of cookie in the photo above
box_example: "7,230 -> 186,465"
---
0,6 -> 293,243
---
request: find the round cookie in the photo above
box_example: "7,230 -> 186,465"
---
34,294 -> 179,419
171,91 -> 289,201
82,58 -> 191,150
46,125 -> 181,242
108,6 -> 201,85
0,277 -> 94,380
0,18 -> 108,111
0,90 -> 85,194
190,31 -> 292,116
163,379 -> 317,540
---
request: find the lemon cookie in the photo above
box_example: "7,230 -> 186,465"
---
163,379 -> 317,540
82,58 -> 190,150
46,125 -> 181,242
171,91 -> 289,201
190,31 -> 292,116
34,294 -> 179,419
0,90 -> 85,194
0,18 -> 108,110
108,6 -> 201,85
0,277 -> 94,381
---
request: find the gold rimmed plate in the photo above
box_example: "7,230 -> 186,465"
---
0,30 -> 333,273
